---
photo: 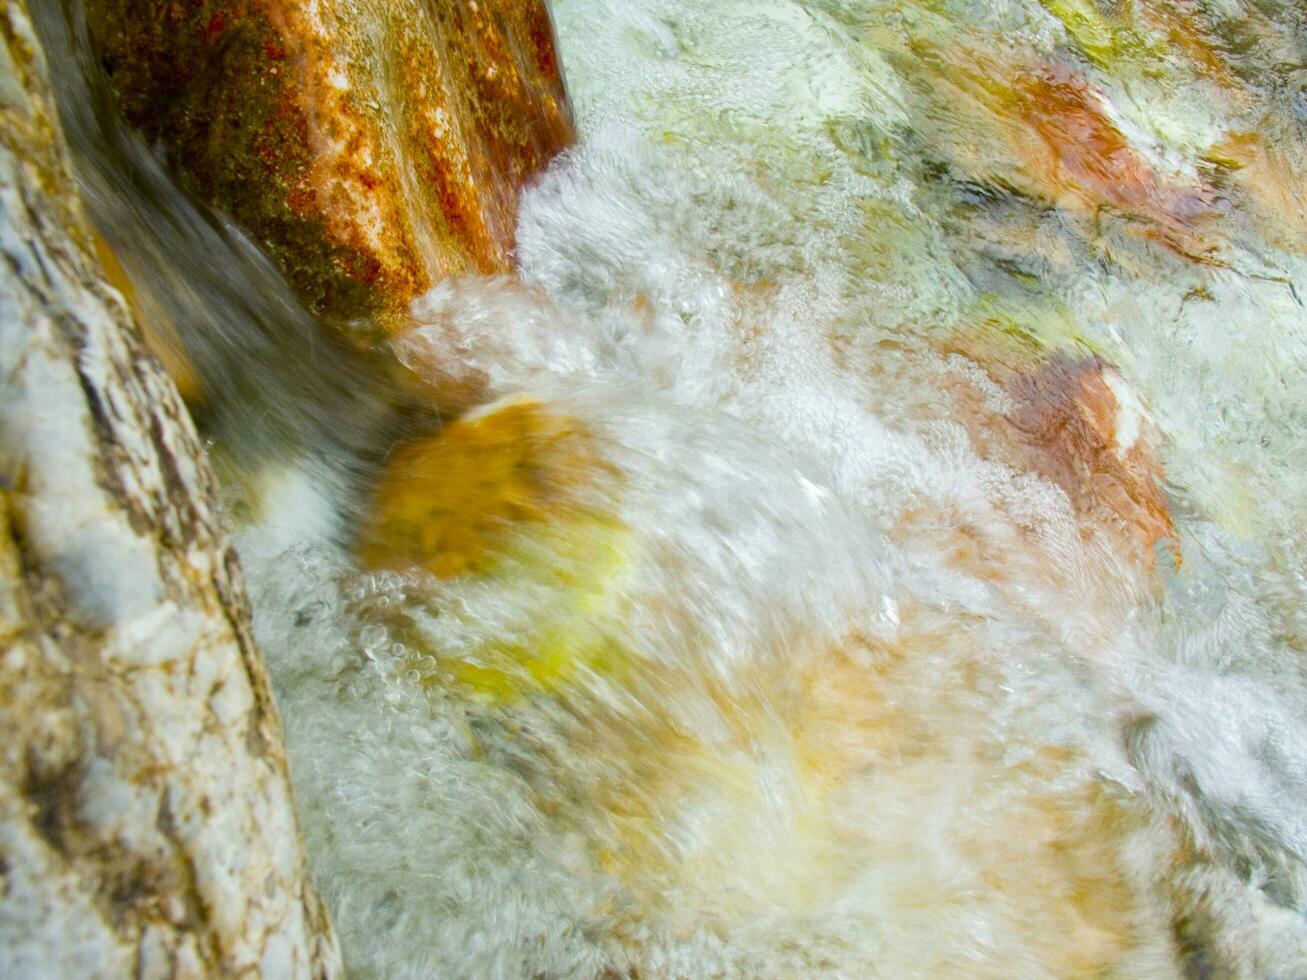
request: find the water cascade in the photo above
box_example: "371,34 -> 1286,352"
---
25,0 -> 1307,975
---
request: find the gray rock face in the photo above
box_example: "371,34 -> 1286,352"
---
0,1 -> 341,975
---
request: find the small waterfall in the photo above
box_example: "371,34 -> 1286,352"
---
33,0 -> 1307,975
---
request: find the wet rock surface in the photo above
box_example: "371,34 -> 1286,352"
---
0,1 -> 340,973
83,0 -> 573,320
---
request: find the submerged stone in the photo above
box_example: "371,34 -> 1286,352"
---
357,397 -> 614,579
355,397 -> 631,699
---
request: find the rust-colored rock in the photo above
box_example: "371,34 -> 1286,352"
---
83,0 -> 573,321
1005,355 -> 1175,559
941,338 -> 1176,563
914,43 -> 1222,260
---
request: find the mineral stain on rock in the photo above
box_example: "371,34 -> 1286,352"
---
83,0 -> 573,321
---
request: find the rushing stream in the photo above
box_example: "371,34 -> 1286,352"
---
40,0 -> 1307,975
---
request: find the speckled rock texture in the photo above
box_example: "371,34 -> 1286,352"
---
0,1 -> 342,975
83,0 -> 573,321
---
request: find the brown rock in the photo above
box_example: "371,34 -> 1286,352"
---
83,0 -> 573,321
940,337 -> 1176,563
1005,355 -> 1175,560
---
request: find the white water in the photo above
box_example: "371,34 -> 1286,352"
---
234,0 -> 1307,976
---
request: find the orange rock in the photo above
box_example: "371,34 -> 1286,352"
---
1014,68 -> 1191,221
1006,356 -> 1174,557
356,398 -> 612,580
84,0 -> 573,321
1206,131 -> 1307,252
921,46 -> 1220,257
934,332 -> 1175,564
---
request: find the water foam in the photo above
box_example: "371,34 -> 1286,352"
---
241,0 -> 1307,975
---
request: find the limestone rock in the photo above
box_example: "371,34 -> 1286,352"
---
0,1 -> 341,974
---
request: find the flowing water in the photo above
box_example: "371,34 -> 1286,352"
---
39,0 -> 1307,976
